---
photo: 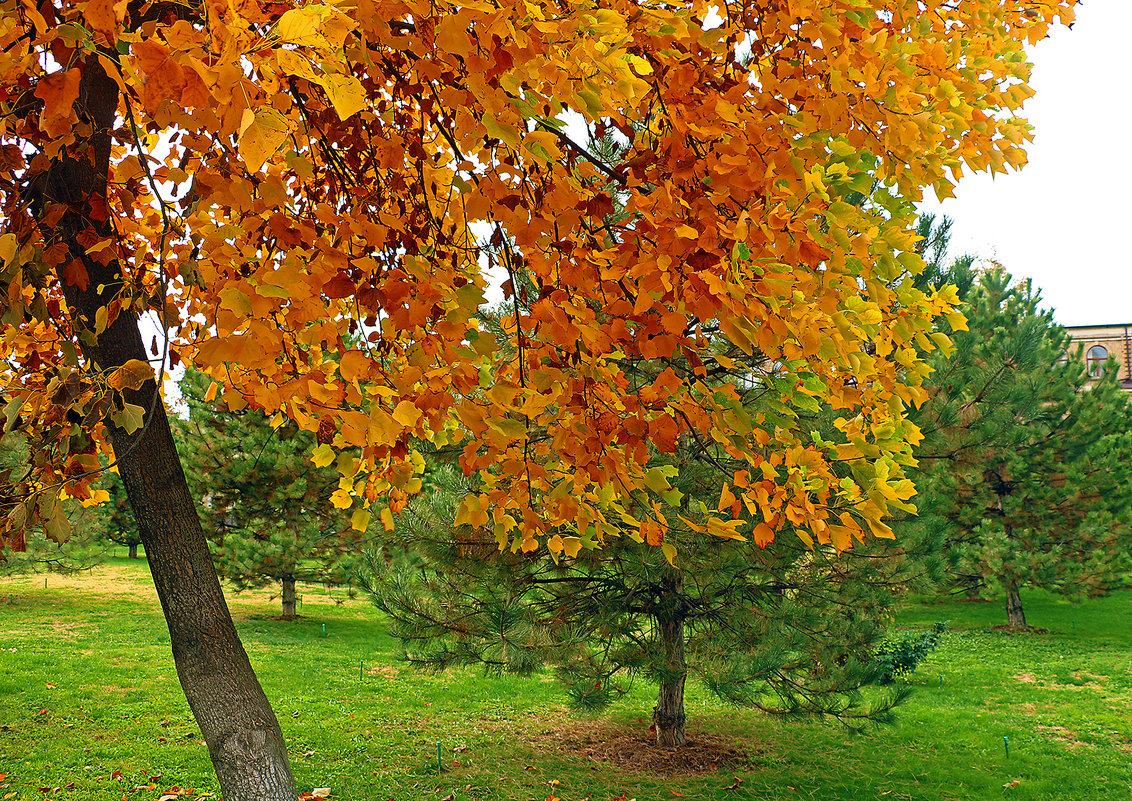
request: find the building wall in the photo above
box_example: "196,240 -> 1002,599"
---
1063,324 -> 1132,389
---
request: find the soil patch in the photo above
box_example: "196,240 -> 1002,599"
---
990,624 -> 1049,634
528,720 -> 759,776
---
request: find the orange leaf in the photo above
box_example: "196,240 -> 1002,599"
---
132,40 -> 185,115
34,69 -> 81,138
62,259 -> 89,291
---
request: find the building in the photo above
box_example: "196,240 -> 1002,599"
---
1063,324 -> 1132,390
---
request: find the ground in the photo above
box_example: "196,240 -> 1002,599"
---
2,555 -> 1132,800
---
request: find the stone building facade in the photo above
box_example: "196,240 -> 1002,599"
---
1063,324 -> 1132,390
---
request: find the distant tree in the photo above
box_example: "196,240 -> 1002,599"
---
89,469 -> 142,559
911,266 -> 1132,628
177,370 -> 370,619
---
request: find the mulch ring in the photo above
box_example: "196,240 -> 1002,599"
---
990,624 -> 1050,635
528,720 -> 760,776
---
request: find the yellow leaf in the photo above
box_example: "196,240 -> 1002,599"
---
318,73 -> 366,121
865,516 -> 895,539
391,400 -> 421,428
275,50 -> 320,82
276,6 -> 332,47
661,542 -> 678,566
311,443 -> 335,467
561,536 -> 582,558
717,482 -> 736,512
0,232 -> 16,265
351,508 -> 371,532
237,108 -> 291,173
482,114 -> 521,149
330,488 -> 352,509
380,506 -> 395,531
219,286 -> 252,317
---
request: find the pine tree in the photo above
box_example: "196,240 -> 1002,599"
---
367,446 -> 919,747
88,468 -> 142,559
176,370 -> 369,619
910,266 -> 1132,627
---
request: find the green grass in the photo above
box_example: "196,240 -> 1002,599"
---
2,553 -> 1131,800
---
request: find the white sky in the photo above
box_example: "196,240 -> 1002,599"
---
918,0 -> 1132,327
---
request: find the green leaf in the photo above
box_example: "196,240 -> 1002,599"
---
111,402 -> 146,434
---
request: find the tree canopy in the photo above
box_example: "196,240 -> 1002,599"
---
0,0 -> 1073,557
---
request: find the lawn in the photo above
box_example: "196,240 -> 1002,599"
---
1,553 -> 1130,801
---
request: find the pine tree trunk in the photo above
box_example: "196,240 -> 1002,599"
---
281,575 -> 297,620
653,583 -> 687,747
1005,580 -> 1027,629
30,55 -> 297,801
128,542 -> 138,560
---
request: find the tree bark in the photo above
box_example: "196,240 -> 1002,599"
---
1005,579 -> 1027,629
281,575 -> 297,620
30,55 -> 297,801
961,576 -> 981,601
653,581 -> 687,747
128,542 -> 138,560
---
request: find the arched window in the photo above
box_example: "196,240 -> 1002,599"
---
1086,345 -> 1108,378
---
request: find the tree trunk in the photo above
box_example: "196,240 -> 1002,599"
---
1005,580 -> 1027,629
281,575 -> 297,620
962,577 -> 981,601
30,55 -> 297,801
128,542 -> 138,560
653,582 -> 687,747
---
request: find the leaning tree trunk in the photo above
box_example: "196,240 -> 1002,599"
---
1004,579 -> 1027,629
30,55 -> 297,801
653,580 -> 688,747
281,575 -> 297,620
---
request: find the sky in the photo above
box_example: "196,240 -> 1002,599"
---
917,0 -> 1132,327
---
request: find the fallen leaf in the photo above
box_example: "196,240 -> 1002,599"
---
724,777 -> 744,790
311,789 -> 331,799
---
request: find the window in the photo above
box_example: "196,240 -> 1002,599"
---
1086,345 -> 1108,378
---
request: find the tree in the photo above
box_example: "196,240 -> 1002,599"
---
370,460 -> 921,748
0,0 -> 1077,796
88,467 -> 142,558
911,267 -> 1132,628
176,369 -> 365,619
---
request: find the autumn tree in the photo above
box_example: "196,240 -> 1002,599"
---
176,369 -> 366,619
910,267 -> 1132,628
0,0 -> 1077,796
